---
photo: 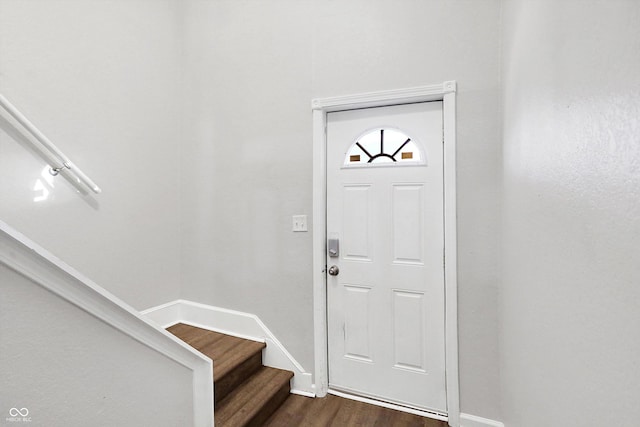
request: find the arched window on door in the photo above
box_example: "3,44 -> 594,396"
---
343,128 -> 426,167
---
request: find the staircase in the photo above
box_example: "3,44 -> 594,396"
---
167,323 -> 294,427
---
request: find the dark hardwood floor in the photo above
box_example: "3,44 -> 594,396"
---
264,394 -> 448,427
168,323 -> 447,427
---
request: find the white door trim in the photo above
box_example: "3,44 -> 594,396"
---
311,81 -> 460,427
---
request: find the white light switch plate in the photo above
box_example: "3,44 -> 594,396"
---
292,215 -> 308,232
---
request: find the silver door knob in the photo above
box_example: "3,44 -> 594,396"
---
328,265 -> 340,276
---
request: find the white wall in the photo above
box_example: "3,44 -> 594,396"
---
500,1 -> 640,425
0,263 -> 195,426
5,2 -> 639,424
0,0 -> 183,309
180,0 -> 503,420
1,0 -> 505,421
180,0 -> 316,386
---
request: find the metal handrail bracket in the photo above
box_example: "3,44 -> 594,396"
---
0,93 -> 101,194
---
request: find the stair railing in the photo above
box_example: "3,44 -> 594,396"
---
0,93 -> 101,194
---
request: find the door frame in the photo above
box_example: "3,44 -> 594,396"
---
311,81 -> 459,426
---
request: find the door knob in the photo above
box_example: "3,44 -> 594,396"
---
328,265 -> 340,276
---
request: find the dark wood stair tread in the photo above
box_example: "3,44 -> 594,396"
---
167,323 -> 294,425
215,366 -> 293,427
167,323 -> 267,403
211,339 -> 265,381
167,323 -> 266,379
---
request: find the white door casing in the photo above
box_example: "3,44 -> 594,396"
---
311,82 -> 459,426
326,102 -> 445,412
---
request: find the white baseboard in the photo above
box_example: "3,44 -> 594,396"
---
141,299 -> 315,396
141,299 -> 181,327
460,413 -> 504,427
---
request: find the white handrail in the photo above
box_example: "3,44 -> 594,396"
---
0,93 -> 101,194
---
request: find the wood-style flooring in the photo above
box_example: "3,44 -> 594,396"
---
168,322 -> 448,427
265,394 -> 448,427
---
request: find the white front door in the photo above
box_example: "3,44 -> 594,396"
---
326,101 -> 446,413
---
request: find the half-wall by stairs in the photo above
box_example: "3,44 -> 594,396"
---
167,323 -> 294,426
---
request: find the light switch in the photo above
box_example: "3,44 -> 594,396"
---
292,215 -> 308,232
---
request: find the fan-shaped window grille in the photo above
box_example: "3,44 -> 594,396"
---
344,128 -> 425,167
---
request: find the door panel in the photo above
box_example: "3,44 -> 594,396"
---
342,185 -> 372,260
392,184 -> 425,264
392,289 -> 426,371
326,102 -> 446,412
343,284 -> 373,361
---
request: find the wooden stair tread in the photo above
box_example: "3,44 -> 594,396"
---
215,366 -> 293,427
167,323 -> 294,425
208,339 -> 265,380
166,323 -> 266,380
167,323 -> 263,355
212,342 -> 264,403
166,323 -> 227,353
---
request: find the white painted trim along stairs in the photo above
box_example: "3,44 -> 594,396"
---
0,221 -> 214,427
460,413 -> 505,427
141,299 -> 315,397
